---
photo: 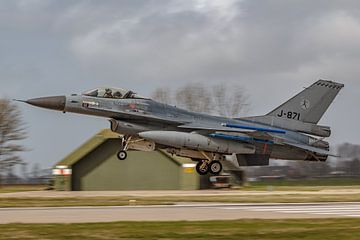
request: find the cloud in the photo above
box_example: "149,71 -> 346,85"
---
1,0 -> 360,169
65,1 -> 360,89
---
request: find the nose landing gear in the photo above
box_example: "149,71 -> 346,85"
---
117,150 -> 127,160
117,135 -> 132,161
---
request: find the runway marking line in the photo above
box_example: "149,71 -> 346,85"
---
211,203 -> 360,218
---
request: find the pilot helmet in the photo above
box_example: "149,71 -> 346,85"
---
114,91 -> 122,98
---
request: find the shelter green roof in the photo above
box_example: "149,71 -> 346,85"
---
55,129 -> 193,168
159,150 -> 194,166
55,129 -> 119,167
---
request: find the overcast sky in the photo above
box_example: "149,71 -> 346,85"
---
0,0 -> 359,170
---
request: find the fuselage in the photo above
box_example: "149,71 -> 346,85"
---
62,94 -> 324,161
20,80 -> 344,172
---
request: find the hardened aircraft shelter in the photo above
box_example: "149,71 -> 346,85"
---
53,130 -> 199,191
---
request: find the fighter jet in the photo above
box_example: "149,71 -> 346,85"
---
17,80 -> 344,175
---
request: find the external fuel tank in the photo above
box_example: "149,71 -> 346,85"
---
138,131 -> 256,154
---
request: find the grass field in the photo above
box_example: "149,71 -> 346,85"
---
0,192 -> 360,207
247,178 -> 360,190
0,219 -> 359,240
0,185 -> 46,194
0,181 -> 360,207
2,178 -> 359,194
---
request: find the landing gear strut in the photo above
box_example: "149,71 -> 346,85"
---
196,160 -> 209,175
117,135 -> 131,161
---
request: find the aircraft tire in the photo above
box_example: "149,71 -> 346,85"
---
209,160 -> 223,175
196,161 -> 209,175
117,150 -> 127,160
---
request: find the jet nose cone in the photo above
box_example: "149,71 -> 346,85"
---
26,96 -> 66,111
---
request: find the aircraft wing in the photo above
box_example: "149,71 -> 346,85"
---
283,141 -> 337,157
179,122 -> 335,156
178,123 -> 241,132
178,122 -> 281,144
178,122 -> 286,134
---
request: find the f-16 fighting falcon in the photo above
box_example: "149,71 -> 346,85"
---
17,80 -> 344,175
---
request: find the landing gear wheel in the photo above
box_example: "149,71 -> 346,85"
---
117,150 -> 127,160
196,161 -> 209,175
209,160 -> 223,175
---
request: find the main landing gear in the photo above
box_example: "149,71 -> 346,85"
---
195,151 -> 224,175
195,160 -> 223,175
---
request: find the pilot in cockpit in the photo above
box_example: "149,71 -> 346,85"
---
103,88 -> 113,98
113,91 -> 122,99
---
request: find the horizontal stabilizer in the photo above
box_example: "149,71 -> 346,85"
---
284,141 -> 337,157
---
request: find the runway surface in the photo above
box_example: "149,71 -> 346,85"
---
1,202 -> 360,224
2,189 -> 360,198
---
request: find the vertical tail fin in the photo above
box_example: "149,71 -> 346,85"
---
267,80 -> 344,124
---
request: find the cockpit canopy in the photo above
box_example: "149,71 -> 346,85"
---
82,87 -> 145,99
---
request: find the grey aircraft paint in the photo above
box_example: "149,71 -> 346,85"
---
17,80 -> 344,175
